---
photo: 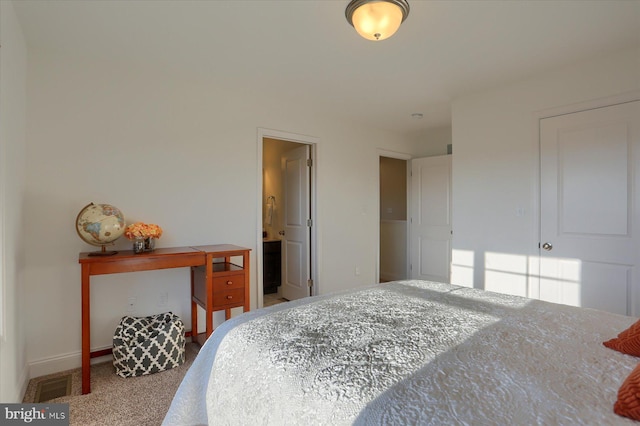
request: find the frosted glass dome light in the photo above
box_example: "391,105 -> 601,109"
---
345,0 -> 410,41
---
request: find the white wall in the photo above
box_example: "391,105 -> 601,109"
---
410,126 -> 452,157
0,0 -> 29,402
451,48 -> 640,295
23,50 -> 418,376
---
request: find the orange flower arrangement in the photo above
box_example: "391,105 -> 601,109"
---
124,222 -> 163,240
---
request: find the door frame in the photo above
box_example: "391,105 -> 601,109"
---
533,90 -> 640,308
257,128 -> 319,308
376,149 -> 412,284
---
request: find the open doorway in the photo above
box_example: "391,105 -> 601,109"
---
257,129 -> 318,309
379,155 -> 410,282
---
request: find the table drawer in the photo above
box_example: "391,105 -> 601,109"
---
213,288 -> 245,307
213,274 -> 245,291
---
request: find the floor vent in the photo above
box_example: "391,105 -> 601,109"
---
35,375 -> 72,402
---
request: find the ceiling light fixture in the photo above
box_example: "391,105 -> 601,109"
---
345,0 -> 410,41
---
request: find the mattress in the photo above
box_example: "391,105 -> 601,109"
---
163,280 -> 639,425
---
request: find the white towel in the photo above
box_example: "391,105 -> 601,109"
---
266,203 -> 273,226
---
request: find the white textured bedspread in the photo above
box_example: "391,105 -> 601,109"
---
163,280 -> 639,425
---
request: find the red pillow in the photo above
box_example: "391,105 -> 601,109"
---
604,319 -> 640,356
615,363 -> 640,420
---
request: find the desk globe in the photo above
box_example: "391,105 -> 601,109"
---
76,203 -> 125,256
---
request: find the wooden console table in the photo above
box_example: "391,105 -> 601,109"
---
79,244 -> 250,394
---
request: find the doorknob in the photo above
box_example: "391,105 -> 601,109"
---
542,242 -> 553,251
278,230 -> 285,236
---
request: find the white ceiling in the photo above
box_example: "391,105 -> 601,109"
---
12,0 -> 640,136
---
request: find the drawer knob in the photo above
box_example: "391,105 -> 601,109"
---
226,295 -> 233,300
226,280 -> 233,285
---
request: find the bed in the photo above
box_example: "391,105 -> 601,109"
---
163,280 -> 640,425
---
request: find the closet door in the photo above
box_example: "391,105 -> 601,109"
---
539,100 -> 640,315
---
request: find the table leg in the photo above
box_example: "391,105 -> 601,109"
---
205,253 -> 214,338
190,266 -> 198,341
81,266 -> 91,394
243,250 -> 250,313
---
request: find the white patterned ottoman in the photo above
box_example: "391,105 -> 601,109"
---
112,312 -> 185,378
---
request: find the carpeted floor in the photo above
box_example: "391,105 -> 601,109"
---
23,343 -> 199,426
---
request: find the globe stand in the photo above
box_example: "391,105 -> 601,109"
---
87,245 -> 118,257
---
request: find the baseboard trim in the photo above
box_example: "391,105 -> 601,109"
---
16,364 -> 29,403
29,333 -> 196,379
28,346 -> 112,379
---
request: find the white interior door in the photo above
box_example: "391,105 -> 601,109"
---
410,155 -> 452,282
281,145 -> 311,301
540,100 -> 640,315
